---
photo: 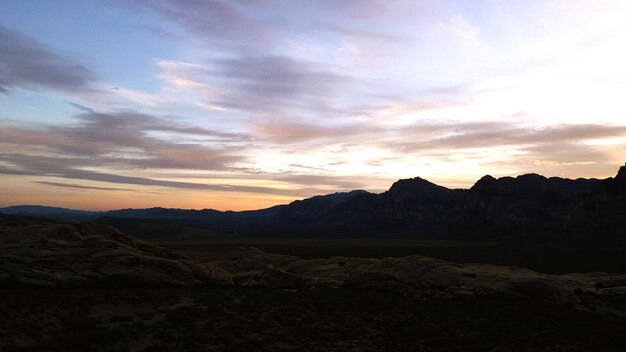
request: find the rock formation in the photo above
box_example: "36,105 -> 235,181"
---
207,247 -> 626,315
0,215 -> 231,287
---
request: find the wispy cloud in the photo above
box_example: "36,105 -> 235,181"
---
0,26 -> 96,93
156,55 -> 353,117
33,181 -> 137,192
386,123 -> 626,152
1,108 -> 250,171
1,154 -> 322,197
275,174 -> 364,189
123,0 -> 282,51
0,107 -> 365,197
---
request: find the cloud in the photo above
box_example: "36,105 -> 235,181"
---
0,26 -> 95,92
521,142 -> 619,165
0,107 -> 370,197
128,0 -> 274,50
2,107 -> 623,203
156,55 -> 352,116
247,116 -> 625,152
250,119 -> 372,143
371,121 -> 626,180
125,0 -> 419,49
276,174 -> 364,189
0,108 -> 252,171
387,122 -> 626,152
0,153 -> 323,197
215,55 -> 348,108
116,1 -> 484,130
288,164 -> 332,172
33,181 -> 137,192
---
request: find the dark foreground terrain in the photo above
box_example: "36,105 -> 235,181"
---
2,287 -> 626,352
2,214 -> 626,351
159,238 -> 626,275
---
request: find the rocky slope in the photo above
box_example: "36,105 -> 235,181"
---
206,247 -> 626,315
0,214 -> 231,287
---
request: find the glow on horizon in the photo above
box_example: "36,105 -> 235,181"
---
1,0 -> 626,211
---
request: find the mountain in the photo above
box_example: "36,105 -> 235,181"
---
2,164 -> 626,241
457,174 -> 601,237
564,164 -> 626,242
0,205 -> 99,220
270,172 -> 607,239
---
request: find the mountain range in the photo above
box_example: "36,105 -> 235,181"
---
2,163 -> 626,242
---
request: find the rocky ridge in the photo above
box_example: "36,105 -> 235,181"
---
0,216 -> 231,287
5,164 -> 626,241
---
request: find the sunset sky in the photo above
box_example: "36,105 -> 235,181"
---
1,0 -> 626,211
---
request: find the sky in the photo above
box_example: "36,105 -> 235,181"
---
1,0 -> 626,211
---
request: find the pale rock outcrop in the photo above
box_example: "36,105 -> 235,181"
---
207,247 -> 626,314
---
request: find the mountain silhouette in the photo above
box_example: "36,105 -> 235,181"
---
2,164 -> 626,241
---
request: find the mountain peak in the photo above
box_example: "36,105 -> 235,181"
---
608,163 -> 626,194
387,176 -> 455,201
470,175 -> 497,192
389,176 -> 438,192
516,173 -> 547,181
617,163 -> 626,180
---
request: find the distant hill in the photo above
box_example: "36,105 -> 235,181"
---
0,205 -> 99,221
2,165 -> 626,241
